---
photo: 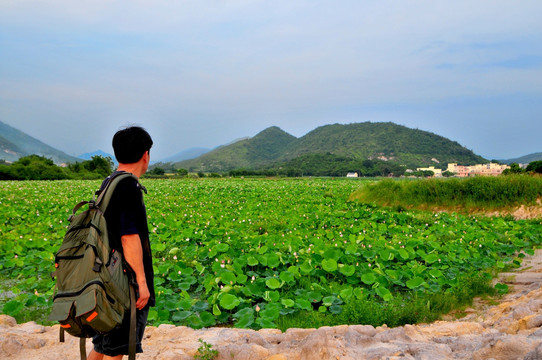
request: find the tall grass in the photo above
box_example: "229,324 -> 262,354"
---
277,272 -> 496,330
350,175 -> 542,210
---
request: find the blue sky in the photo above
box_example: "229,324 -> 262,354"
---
1,1 -> 541,161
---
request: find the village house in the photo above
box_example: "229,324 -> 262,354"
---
447,163 -> 510,177
416,166 -> 443,177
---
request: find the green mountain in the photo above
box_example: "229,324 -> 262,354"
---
501,152 -> 542,164
0,121 -> 80,164
282,122 -> 485,165
176,122 -> 487,173
177,126 -> 297,172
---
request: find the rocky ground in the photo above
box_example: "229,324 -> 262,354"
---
2,248 -> 542,360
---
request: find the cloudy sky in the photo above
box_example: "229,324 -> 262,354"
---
1,1 -> 541,161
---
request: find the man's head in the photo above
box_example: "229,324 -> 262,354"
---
113,126 -> 153,164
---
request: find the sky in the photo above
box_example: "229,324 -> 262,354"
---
1,1 -> 541,161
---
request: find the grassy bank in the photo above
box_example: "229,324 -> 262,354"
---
277,271 -> 498,330
349,175 -> 542,211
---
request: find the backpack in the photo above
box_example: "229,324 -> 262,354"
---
49,172 -> 141,360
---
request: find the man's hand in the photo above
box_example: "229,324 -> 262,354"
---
136,281 -> 150,310
122,234 -> 150,310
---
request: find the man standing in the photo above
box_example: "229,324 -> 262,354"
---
89,126 -> 155,360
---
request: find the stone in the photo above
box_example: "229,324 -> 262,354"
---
18,321 -> 45,334
284,328 -> 315,341
420,321 -> 485,337
521,315 -> 542,330
158,350 -> 191,360
524,342 -> 542,360
1,336 -> 23,355
347,324 -> 377,337
266,355 -> 288,360
23,337 -> 47,349
374,327 -> 409,342
472,336 -> 532,360
0,315 -> 17,327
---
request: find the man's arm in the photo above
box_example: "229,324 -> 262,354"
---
121,234 -> 150,310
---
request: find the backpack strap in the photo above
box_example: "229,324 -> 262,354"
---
79,338 -> 87,360
68,201 -> 90,222
95,172 -> 144,211
128,283 -> 137,360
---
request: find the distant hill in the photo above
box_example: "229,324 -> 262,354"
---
176,126 -> 297,172
176,122 -> 487,172
79,150 -> 115,161
0,121 -> 80,164
159,147 -> 211,163
500,152 -> 542,164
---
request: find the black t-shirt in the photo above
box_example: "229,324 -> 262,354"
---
100,171 -> 155,307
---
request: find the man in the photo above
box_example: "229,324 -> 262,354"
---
89,126 -> 155,360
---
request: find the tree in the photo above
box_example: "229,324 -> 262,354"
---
83,156 -> 114,177
503,163 -> 524,175
8,155 -> 70,180
148,167 -> 165,176
177,168 -> 188,176
526,161 -> 542,174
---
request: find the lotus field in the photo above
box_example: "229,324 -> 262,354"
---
1,178 -> 541,329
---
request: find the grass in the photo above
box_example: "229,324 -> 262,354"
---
349,175 -> 542,212
277,271 -> 498,330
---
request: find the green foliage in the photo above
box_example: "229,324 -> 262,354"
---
0,154 -> 114,180
1,178 -> 540,331
526,161 -> 542,174
0,155 -> 70,180
351,175 -> 542,210
194,338 -> 219,360
149,167 -> 166,176
503,163 -> 524,175
277,272 -> 496,330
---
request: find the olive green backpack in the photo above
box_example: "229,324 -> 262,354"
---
49,172 -> 141,360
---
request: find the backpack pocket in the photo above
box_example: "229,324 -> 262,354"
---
77,286 -> 124,334
49,284 -> 125,337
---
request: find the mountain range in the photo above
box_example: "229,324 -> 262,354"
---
499,152 -> 542,165
0,121 -> 80,164
1,120 -> 541,171
174,122 -> 489,172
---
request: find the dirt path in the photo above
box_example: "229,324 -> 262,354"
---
2,249 -> 542,360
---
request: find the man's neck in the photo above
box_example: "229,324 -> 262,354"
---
116,164 -> 143,178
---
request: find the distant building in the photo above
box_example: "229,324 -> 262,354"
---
346,172 -> 359,178
416,166 -> 443,177
447,163 -> 510,177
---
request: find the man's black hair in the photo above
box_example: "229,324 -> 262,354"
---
112,126 -> 153,164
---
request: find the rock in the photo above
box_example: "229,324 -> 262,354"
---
298,328 -> 330,360
520,315 -> 542,330
265,355 -> 288,360
0,315 -> 17,327
405,342 -> 453,360
18,321 -> 45,334
472,336 -> 532,360
158,350 -> 191,360
23,337 -> 47,349
1,336 -> 23,355
346,324 -> 376,337
420,321 -> 485,337
283,328 -> 314,341
374,326 -> 409,342
524,342 -> 542,360
514,306 -> 532,320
